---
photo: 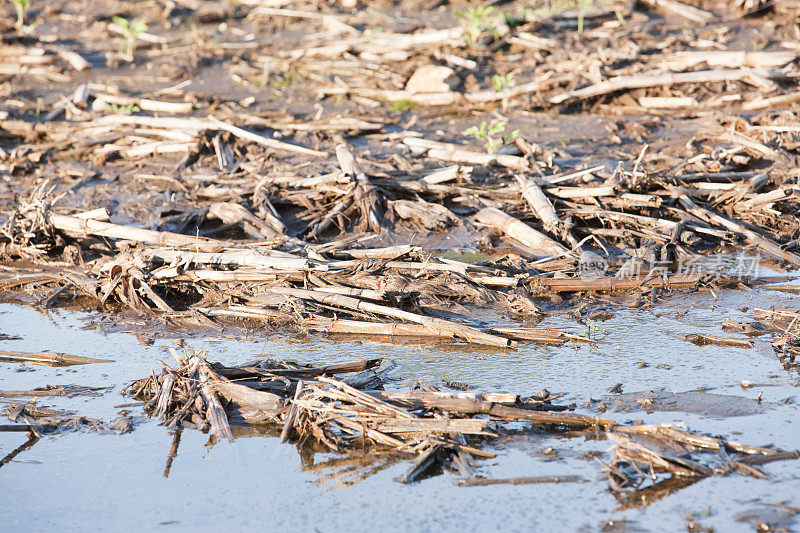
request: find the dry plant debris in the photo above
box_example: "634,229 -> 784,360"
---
125,351 -> 797,488
1,0 -> 800,346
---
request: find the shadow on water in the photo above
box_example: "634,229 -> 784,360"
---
0,432 -> 39,470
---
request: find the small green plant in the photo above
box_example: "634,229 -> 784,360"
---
503,128 -> 520,143
492,72 -> 514,93
8,0 -> 29,30
527,0 -> 599,32
387,99 -> 415,112
112,16 -> 148,56
273,73 -> 298,88
575,0 -> 595,32
455,5 -> 501,46
464,121 -> 491,151
107,102 -> 140,114
504,10 -> 528,28
364,26 -> 383,40
578,317 -> 608,340
463,120 -> 519,153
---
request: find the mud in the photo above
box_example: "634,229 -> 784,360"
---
600,389 -> 766,417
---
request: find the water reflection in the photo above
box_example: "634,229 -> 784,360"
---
611,476 -> 699,511
0,431 -> 39,470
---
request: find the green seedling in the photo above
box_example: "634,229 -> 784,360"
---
575,0 -> 596,32
112,16 -> 148,56
504,10 -> 527,28
273,73 -> 298,88
578,317 -> 608,340
463,120 -> 519,154
387,99 -> 415,112
463,121 -> 491,152
503,128 -> 520,143
364,26 -> 383,39
455,5 -> 501,46
8,0 -> 29,30
107,102 -> 140,114
492,72 -> 514,93
527,0 -> 600,32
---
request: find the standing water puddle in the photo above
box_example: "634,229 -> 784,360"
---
0,283 -> 798,532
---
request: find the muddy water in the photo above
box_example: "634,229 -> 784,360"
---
0,283 -> 799,532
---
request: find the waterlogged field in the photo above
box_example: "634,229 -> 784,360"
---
3,0 -> 800,530
1,279 -> 799,531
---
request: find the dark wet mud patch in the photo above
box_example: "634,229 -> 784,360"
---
599,389 -> 767,417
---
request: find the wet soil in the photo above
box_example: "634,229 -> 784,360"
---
3,0 -> 800,244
